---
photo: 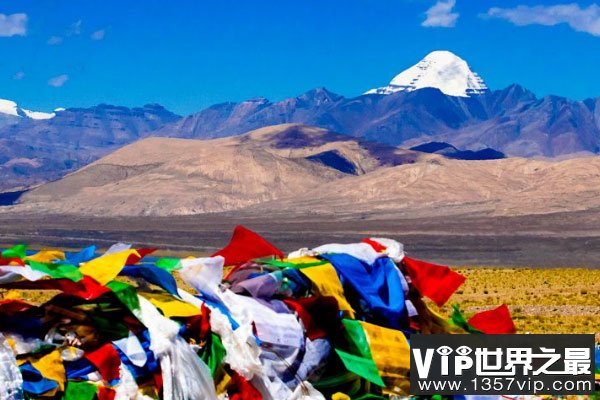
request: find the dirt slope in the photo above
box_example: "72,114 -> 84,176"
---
14,123 -> 600,217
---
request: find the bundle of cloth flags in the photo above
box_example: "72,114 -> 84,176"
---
0,225 -> 528,399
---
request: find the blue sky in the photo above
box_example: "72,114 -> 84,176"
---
1,0 -> 600,115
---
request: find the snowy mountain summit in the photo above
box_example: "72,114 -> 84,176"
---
365,50 -> 488,97
0,98 -> 56,120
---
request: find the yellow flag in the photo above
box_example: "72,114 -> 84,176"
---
3,290 -> 22,300
142,292 -> 201,318
332,393 -> 351,400
300,263 -> 355,318
79,249 -> 139,285
30,349 -> 66,392
360,320 -> 410,395
285,256 -> 322,265
24,250 -> 65,264
215,370 -> 232,395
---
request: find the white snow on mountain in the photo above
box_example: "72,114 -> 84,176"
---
21,109 -> 56,120
365,50 -> 488,97
0,98 -> 56,120
0,99 -> 19,117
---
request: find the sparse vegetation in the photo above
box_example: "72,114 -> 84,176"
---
436,267 -> 600,340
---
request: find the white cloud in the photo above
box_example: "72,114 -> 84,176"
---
47,35 -> 63,45
91,29 -> 106,40
49,20 -> 86,44
0,13 -> 27,37
48,74 -> 69,87
13,71 -> 25,80
422,0 -> 459,28
485,3 -> 600,36
68,19 -> 82,36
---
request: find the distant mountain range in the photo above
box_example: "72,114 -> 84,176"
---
14,124 -> 600,218
0,104 -> 180,190
2,50 -> 600,191
158,84 -> 599,158
16,124 -> 431,215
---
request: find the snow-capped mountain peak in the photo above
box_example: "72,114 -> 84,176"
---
365,50 -> 488,97
0,98 -> 56,120
0,99 -> 19,117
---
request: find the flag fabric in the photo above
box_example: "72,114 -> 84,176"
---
402,256 -> 465,307
0,264 -> 49,282
450,304 -> 483,334
200,333 -> 226,376
84,343 -> 121,382
20,363 -> 59,395
64,246 -> 97,265
113,332 -> 147,368
142,291 -> 202,318
361,238 -> 387,253
120,265 -> 179,297
0,276 -> 111,299
0,257 -> 24,266
212,225 -> 283,266
450,304 -> 516,334
227,370 -> 263,400
335,319 -> 410,391
27,260 -> 83,281
79,249 -> 140,285
155,257 -> 181,272
314,243 -> 382,265
299,262 -> 355,318
0,299 -> 35,315
0,229 -> 524,399
29,349 -> 66,391
362,237 -> 405,262
125,248 -> 157,265
24,250 -> 65,264
1,244 -> 27,259
97,386 -> 116,400
63,381 -> 98,400
321,253 -> 405,328
468,304 -> 516,334
106,281 -> 140,314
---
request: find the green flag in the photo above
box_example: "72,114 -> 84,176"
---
63,381 -> 97,400
200,333 -> 226,376
107,281 -> 140,314
155,257 -> 181,272
450,304 -> 483,334
254,257 -> 328,269
2,244 -> 27,259
335,319 -> 385,387
27,261 -> 83,282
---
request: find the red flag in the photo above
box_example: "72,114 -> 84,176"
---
212,225 -> 283,266
84,343 -> 121,382
0,299 -> 35,316
283,296 -> 339,340
97,386 -> 116,400
181,303 -> 212,343
228,370 -> 263,400
468,304 -> 516,334
126,248 -> 157,265
153,372 -> 163,393
0,257 -> 25,266
361,238 -> 387,253
402,257 -> 465,307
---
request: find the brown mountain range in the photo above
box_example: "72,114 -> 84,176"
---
11,124 -> 600,218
